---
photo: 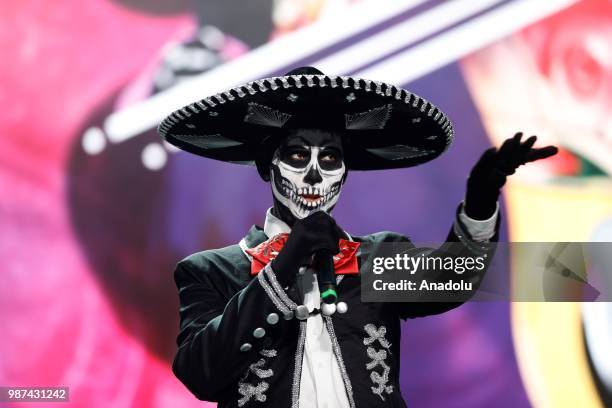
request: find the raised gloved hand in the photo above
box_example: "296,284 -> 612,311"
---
465,132 -> 558,220
271,210 -> 341,287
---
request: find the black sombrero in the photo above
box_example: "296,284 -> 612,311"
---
157,67 -> 454,171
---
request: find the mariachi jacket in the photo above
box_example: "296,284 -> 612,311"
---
172,209 -> 500,408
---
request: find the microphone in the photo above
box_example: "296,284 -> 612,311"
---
313,248 -> 337,305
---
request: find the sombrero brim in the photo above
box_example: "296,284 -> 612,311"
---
157,73 -> 454,170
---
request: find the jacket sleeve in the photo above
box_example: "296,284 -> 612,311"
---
172,256 -> 299,401
396,203 -> 501,319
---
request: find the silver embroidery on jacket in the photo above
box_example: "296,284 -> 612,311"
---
264,264 -> 298,310
238,382 -> 269,406
256,268 -> 291,316
291,321 -> 307,408
324,316 -> 356,408
238,348 -> 278,406
363,324 -> 394,400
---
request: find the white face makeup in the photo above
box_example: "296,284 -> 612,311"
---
270,145 -> 346,219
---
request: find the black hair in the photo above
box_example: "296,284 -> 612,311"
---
254,133 -> 282,181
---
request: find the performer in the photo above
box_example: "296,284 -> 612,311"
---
158,67 -> 557,407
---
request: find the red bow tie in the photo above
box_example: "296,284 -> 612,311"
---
246,233 -> 361,276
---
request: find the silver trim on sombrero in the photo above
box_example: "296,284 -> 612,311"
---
158,73 -> 455,156
345,104 -> 392,130
373,81 -> 384,96
244,102 -> 292,128
254,79 -> 269,92
245,83 -> 257,95
305,75 -> 315,87
280,77 -> 291,89
420,100 -> 429,113
366,145 -> 435,160
173,133 -> 243,149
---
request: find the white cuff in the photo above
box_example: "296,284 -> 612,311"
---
458,201 -> 499,242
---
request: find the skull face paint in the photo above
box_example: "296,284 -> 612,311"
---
270,129 -> 346,220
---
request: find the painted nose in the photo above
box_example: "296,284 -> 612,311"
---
303,166 -> 323,185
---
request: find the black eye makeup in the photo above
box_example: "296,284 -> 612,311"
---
318,147 -> 343,171
280,145 -> 311,168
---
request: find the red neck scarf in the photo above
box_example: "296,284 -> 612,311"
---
245,233 -> 360,276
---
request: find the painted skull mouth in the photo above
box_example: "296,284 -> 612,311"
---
278,177 -> 341,210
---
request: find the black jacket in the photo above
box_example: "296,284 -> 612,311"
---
172,211 -> 499,407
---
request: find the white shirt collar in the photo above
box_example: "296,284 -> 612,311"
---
262,207 -> 352,242
263,207 -> 291,238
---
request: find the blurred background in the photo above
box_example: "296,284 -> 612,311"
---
1,0 -> 611,407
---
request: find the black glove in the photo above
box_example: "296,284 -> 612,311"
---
271,211 -> 341,287
465,133 -> 558,220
